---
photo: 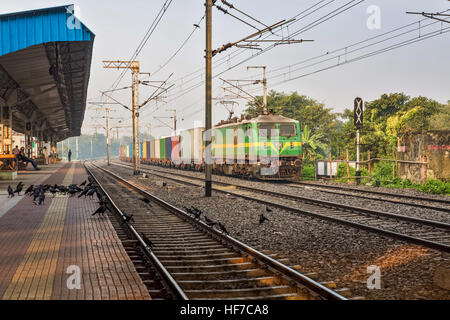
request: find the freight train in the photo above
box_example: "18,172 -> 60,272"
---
120,112 -> 303,180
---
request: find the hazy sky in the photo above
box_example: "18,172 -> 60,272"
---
2,1 -> 449,139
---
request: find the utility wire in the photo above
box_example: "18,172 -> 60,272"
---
109,0 -> 174,90
152,15 -> 205,77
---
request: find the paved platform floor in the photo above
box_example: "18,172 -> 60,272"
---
0,162 -> 151,300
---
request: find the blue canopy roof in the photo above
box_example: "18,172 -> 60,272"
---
0,5 -> 95,142
0,5 -> 94,56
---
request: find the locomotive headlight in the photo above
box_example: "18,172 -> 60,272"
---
290,142 -> 294,149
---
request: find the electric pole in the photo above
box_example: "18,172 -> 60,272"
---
247,66 -> 268,115
205,0 -> 213,197
103,61 -> 141,175
76,136 -> 79,161
106,105 -> 111,166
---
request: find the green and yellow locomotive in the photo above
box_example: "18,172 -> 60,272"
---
121,112 -> 303,181
209,113 -> 303,180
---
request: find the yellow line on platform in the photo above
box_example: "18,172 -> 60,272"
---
1,164 -> 75,300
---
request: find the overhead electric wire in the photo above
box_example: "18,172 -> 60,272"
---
143,0 -> 346,113
109,0 -> 174,90
152,15 -> 205,77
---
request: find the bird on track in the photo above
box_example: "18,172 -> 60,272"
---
218,222 -> 229,235
259,213 -> 270,225
266,206 -> 273,213
25,185 -> 34,196
140,233 -> 154,250
121,212 -> 135,225
204,216 -> 217,227
92,203 -> 108,217
7,186 -> 14,198
80,180 -> 87,187
14,184 -> 24,196
139,198 -> 152,207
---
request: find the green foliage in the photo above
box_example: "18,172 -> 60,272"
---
245,91 -> 341,158
419,180 -> 450,195
301,125 -> 327,159
301,164 -> 315,180
339,93 -> 446,159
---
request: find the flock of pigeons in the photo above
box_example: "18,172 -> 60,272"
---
5,176 -> 273,252
6,177 -> 108,210
183,205 -> 272,236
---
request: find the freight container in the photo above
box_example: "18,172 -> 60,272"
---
180,130 -> 192,164
165,137 -> 172,160
142,142 -> 147,159
159,138 -> 166,160
192,127 -> 204,164
120,146 -> 125,158
150,140 -> 156,159
146,142 -> 151,159
172,136 -> 180,163
155,139 -> 160,159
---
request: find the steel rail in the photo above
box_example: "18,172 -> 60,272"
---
113,161 -> 450,229
293,181 -> 450,207
84,162 -> 188,300
90,161 -> 347,301
112,162 -> 450,253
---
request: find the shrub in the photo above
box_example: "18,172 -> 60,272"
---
419,180 -> 450,195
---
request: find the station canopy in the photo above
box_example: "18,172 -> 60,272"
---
0,5 -> 95,142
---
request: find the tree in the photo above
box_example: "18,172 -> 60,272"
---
245,90 -> 342,157
301,125 -> 327,160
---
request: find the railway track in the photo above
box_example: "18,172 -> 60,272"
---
85,162 -> 347,300
110,161 -> 450,253
292,181 -> 450,212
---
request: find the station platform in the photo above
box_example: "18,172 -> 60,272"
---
0,162 -> 151,300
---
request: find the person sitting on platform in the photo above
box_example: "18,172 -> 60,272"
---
12,145 -> 20,157
18,147 -> 40,171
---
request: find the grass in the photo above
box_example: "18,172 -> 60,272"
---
300,162 -> 450,196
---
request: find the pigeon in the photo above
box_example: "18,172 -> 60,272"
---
259,214 -> 270,225
86,188 -> 96,198
139,198 -> 152,207
204,216 -> 217,227
67,188 -> 79,197
266,206 -> 273,213
14,184 -> 24,196
92,203 -> 108,217
25,185 -> 34,196
140,233 -> 154,250
192,209 -> 201,220
38,192 -> 45,205
78,187 -> 90,198
7,186 -> 14,198
33,188 -> 41,201
218,222 -> 229,235
121,212 -> 135,225
49,186 -> 58,197
80,180 -> 87,187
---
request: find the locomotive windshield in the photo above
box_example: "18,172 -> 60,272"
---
279,124 -> 296,137
258,124 -> 276,138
